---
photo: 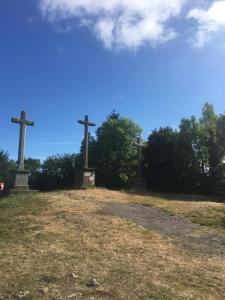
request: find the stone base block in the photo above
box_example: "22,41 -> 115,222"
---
11,169 -> 31,191
74,169 -> 95,189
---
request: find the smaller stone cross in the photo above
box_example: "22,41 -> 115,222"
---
78,115 -> 96,169
11,111 -> 34,170
135,136 -> 145,179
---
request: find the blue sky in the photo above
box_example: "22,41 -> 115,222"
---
1,0 -> 225,161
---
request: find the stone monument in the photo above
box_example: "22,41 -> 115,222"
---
75,115 -> 96,188
133,136 -> 146,190
11,111 -> 34,191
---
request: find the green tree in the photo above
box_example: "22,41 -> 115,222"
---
144,103 -> 225,194
0,150 -> 16,189
177,117 -> 200,191
198,103 -> 225,193
144,127 -> 181,192
30,153 -> 77,191
25,158 -> 41,172
89,112 -> 142,188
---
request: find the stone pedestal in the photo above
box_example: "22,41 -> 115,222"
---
133,177 -> 146,191
74,168 -> 95,189
11,169 -> 31,191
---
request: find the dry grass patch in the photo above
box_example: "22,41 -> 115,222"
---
134,193 -> 225,232
0,189 -> 225,299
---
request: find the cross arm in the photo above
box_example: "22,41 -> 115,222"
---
11,117 -> 34,126
88,122 -> 96,127
25,120 -> 34,126
11,117 -> 22,124
78,120 -> 96,127
78,120 -> 86,125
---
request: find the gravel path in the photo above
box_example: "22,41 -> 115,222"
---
102,202 -> 225,256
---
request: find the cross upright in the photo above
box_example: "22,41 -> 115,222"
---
11,111 -> 34,170
135,136 -> 145,179
78,115 -> 96,169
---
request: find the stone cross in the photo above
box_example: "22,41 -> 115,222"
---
135,136 -> 145,179
11,111 -> 34,170
78,115 -> 95,169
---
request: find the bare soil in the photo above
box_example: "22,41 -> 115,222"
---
101,201 -> 225,256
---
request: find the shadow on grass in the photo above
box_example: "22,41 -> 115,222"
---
0,190 -> 10,199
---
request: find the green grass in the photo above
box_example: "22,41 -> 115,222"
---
0,193 -> 49,299
0,192 -> 48,243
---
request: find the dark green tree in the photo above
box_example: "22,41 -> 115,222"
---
30,153 -> 77,191
0,150 -> 16,189
144,127 -> 181,192
199,104 -> 225,192
144,103 -> 225,194
25,158 -> 41,172
177,117 -> 205,193
89,112 -> 142,188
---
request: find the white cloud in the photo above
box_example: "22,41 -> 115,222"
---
187,1 -> 225,47
39,0 -> 187,50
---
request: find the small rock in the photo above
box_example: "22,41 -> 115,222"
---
70,272 -> 79,279
68,292 -> 82,298
37,287 -> 49,294
68,293 -> 77,298
86,278 -> 100,288
15,291 -> 30,298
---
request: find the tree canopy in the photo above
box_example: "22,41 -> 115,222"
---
144,103 -> 225,194
89,112 -> 142,188
0,150 -> 16,188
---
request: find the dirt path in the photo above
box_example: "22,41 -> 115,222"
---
101,202 -> 225,256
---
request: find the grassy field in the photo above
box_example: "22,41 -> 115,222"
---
0,189 -> 225,299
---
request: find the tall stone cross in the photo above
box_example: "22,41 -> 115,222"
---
11,111 -> 34,170
135,136 -> 145,179
78,115 -> 95,169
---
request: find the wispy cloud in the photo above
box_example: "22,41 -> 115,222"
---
38,0 -> 187,51
187,1 -> 225,47
38,0 -> 225,50
112,94 -> 124,103
28,15 -> 42,23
